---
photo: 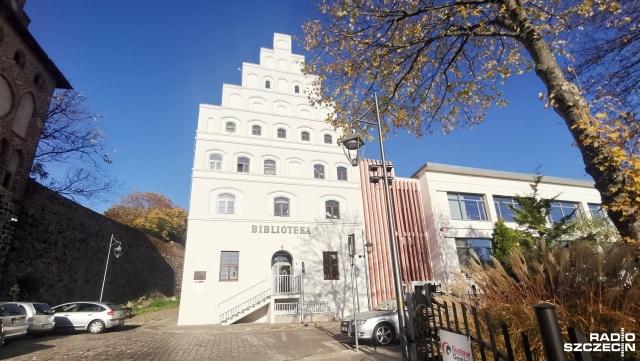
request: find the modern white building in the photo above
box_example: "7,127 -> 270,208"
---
178,34 -> 367,326
411,163 -> 604,283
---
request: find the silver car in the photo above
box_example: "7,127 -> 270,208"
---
340,298 -> 400,346
0,303 -> 28,341
15,302 -> 55,336
52,301 -> 125,334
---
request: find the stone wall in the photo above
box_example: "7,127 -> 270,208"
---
0,180 -> 184,305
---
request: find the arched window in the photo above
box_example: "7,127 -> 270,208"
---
209,154 -> 222,171
12,93 -> 34,137
326,200 -> 340,219
217,194 -> 235,214
274,197 -> 290,217
265,80 -> 271,89
294,85 -> 300,94
324,134 -> 332,144
337,166 -> 348,181
301,131 -> 310,141
277,128 -> 286,139
252,125 -> 262,136
226,122 -> 236,133
314,164 -> 325,179
237,157 -> 250,173
264,159 -> 276,175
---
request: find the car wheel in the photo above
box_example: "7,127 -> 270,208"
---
88,320 -> 105,334
373,323 -> 395,346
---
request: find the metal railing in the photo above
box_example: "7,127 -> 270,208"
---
217,278 -> 271,323
273,301 -> 332,316
272,275 -> 301,294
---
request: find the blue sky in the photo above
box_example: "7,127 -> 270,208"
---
24,1 -> 589,212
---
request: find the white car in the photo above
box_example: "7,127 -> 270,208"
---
52,301 -> 125,334
15,302 -> 55,337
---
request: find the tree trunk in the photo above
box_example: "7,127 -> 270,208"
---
504,0 -> 640,241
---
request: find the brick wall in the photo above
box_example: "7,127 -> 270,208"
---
0,179 -> 184,305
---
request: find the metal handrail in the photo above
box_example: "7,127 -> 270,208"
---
217,278 -> 271,323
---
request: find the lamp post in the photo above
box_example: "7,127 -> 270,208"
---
359,233 -> 373,310
340,93 -> 408,360
100,234 -> 123,302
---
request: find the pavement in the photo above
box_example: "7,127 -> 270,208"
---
0,308 -> 403,360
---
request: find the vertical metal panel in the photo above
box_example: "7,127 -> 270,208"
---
359,159 -> 434,307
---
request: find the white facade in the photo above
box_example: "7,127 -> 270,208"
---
411,163 -> 603,283
178,34 -> 366,326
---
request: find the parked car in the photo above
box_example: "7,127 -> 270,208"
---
340,298 -> 401,346
52,301 -> 125,334
0,303 -> 28,341
0,319 -> 5,346
15,302 -> 55,337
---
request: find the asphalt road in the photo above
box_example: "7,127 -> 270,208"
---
0,310 -> 401,361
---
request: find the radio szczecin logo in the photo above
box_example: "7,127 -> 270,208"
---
564,329 -> 636,356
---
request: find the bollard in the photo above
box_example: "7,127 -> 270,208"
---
534,304 -> 568,361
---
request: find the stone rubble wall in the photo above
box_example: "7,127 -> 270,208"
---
0,179 -> 184,305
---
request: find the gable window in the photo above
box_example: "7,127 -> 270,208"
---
252,125 -> 262,136
277,128 -> 286,139
314,164 -> 325,179
323,252 -> 339,280
550,201 -> 579,223
448,193 -> 487,221
225,122 -> 236,133
493,196 -> 519,222
274,197 -> 290,217
456,239 -> 492,266
324,134 -> 332,144
294,85 -> 300,94
325,200 -> 340,219
219,251 -> 239,281
237,157 -> 250,173
265,80 -> 271,89
301,131 -> 310,141
217,194 -> 235,214
337,167 -> 347,181
209,154 -> 222,171
264,159 -> 276,175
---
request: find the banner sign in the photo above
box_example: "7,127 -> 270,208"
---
439,329 -> 474,361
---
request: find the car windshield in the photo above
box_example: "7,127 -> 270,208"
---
374,298 -> 397,311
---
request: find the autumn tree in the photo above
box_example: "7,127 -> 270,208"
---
33,89 -> 120,204
104,191 -> 187,244
303,0 -> 640,242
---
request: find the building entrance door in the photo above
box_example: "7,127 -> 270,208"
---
272,251 -> 293,294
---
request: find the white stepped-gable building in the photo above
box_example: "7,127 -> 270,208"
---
178,33 -> 609,326
178,34 -> 367,326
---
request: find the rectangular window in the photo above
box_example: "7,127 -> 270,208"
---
323,252 -> 339,280
493,196 -> 519,222
456,239 -> 492,266
237,157 -> 250,173
337,167 -> 348,181
219,251 -> 239,281
550,201 -> 579,223
448,193 -> 487,221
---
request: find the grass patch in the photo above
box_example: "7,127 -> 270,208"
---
128,296 -> 180,316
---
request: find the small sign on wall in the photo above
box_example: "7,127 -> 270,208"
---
439,329 -> 474,361
194,271 -> 206,283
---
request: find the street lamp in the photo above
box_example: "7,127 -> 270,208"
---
359,233 -> 373,310
339,93 -> 408,360
100,234 -> 123,302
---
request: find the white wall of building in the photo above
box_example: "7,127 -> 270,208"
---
179,34 -> 367,326
412,163 -> 603,283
